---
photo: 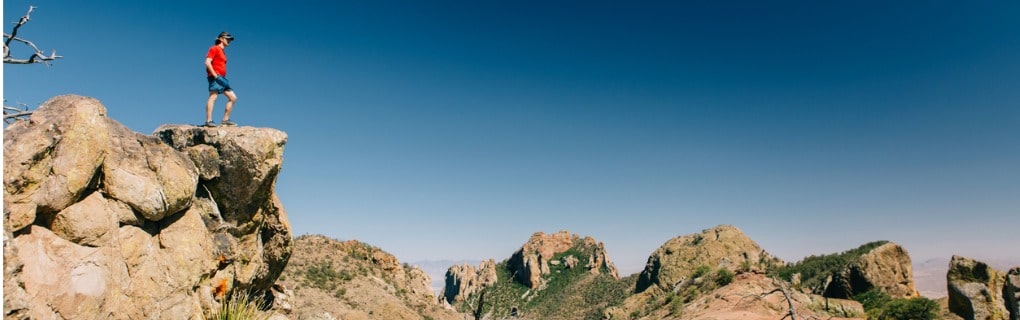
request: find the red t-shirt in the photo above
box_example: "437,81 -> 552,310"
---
206,45 -> 227,77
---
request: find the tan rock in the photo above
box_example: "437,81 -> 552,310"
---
104,121 -> 198,221
823,242 -> 919,299
948,255 -> 1009,320
3,95 -> 110,232
1006,268 -> 1019,320
4,95 -> 293,319
3,216 -> 30,319
185,144 -> 222,181
13,226 -> 132,319
50,192 -> 118,247
155,124 -> 287,224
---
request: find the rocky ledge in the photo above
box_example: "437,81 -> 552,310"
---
3,95 -> 292,319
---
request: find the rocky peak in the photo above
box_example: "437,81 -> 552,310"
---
821,242 -> 919,299
947,255 -> 1010,320
507,230 -> 619,289
442,259 -> 498,304
634,224 -> 782,294
3,95 -> 292,318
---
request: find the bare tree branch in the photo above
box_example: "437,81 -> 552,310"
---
4,6 -> 62,65
4,103 -> 33,123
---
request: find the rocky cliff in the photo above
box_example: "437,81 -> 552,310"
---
443,259 -> 497,304
276,235 -> 463,320
820,242 -> 919,299
3,95 -> 292,319
443,230 -> 629,319
947,255 -> 1011,320
506,230 -> 619,290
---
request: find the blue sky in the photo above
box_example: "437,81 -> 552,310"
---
4,1 -> 1018,274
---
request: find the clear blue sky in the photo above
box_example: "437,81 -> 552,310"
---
4,1 -> 1018,274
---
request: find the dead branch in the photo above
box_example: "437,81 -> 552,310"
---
4,6 -> 62,65
4,103 -> 33,123
771,278 -> 798,320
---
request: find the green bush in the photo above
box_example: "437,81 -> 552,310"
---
714,268 -> 734,286
853,289 -> 937,320
691,265 -> 712,279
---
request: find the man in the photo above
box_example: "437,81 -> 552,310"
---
204,31 -> 237,127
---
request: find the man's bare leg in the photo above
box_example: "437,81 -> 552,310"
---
222,90 -> 237,122
206,91 -> 219,123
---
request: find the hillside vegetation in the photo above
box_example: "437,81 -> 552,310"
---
455,247 -> 633,320
278,235 -> 463,319
771,240 -> 889,290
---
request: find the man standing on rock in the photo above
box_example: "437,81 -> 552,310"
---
204,31 -> 237,127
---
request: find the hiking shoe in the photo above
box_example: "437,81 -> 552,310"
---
203,121 -> 219,127
221,120 -> 237,127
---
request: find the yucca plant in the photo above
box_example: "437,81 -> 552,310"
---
208,290 -> 270,320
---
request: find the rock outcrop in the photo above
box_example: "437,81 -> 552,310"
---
606,225 -> 784,319
634,224 -> 782,294
443,259 -> 497,303
821,242 -> 919,299
618,272 -> 865,320
506,230 -> 619,289
1006,268 -> 1020,320
443,230 -> 626,319
2,95 -> 292,318
948,255 -> 1010,320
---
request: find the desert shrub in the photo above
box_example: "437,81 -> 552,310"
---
207,291 -> 269,320
691,265 -> 712,279
714,268 -> 734,286
853,289 -> 936,320
304,261 -> 351,291
877,297 -> 937,320
853,289 -> 891,311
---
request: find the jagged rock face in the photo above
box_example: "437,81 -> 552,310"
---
947,255 -> 1009,320
443,259 -> 497,303
822,242 -> 919,299
634,225 -> 782,293
2,95 -> 292,318
1006,268 -> 1020,320
506,230 -> 619,289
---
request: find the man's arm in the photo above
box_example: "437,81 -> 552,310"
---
205,57 -> 217,78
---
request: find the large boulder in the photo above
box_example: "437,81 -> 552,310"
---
948,255 -> 1009,320
634,224 -> 782,294
822,242 -> 919,299
1006,268 -> 1020,320
104,121 -> 198,221
3,95 -> 109,232
443,259 -> 498,303
2,95 -> 293,319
